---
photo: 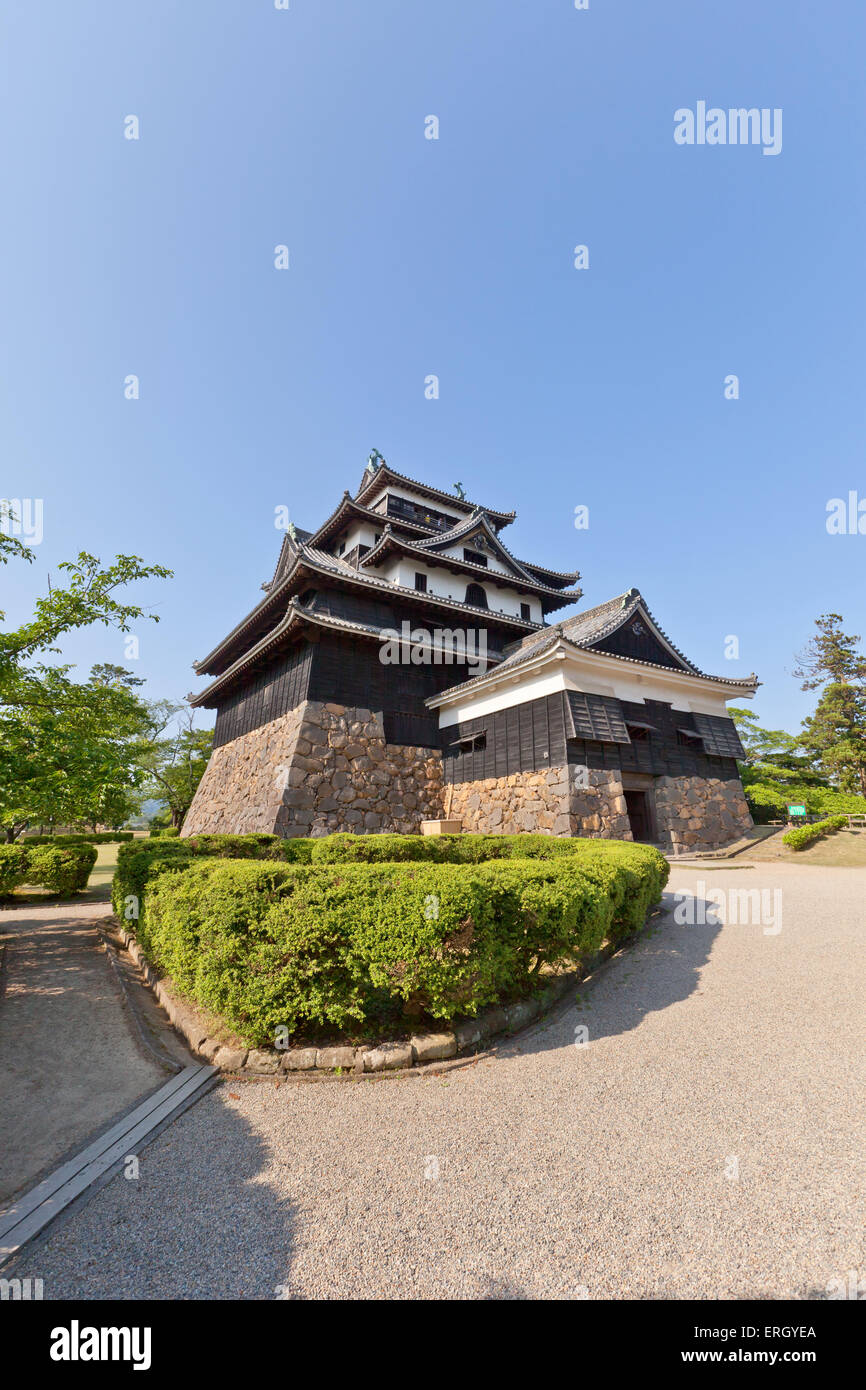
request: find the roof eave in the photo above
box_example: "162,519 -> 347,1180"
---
189,601 -> 508,708
426,638 -> 760,710
359,528 -> 583,601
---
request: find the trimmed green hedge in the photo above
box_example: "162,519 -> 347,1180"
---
308,831 -> 660,867
0,843 -> 98,897
114,833 -> 669,1043
149,826 -> 180,839
782,814 -> 849,851
743,777 -> 866,824
20,831 -> 134,846
187,833 -> 314,862
111,832 -> 665,921
112,834 -> 315,917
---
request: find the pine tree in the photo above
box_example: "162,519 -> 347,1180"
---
794,613 -> 866,688
795,615 -> 866,796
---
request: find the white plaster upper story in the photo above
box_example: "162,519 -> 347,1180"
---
431,639 -> 754,728
386,558 -> 541,622
332,519 -> 543,622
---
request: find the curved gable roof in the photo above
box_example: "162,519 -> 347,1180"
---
425,589 -> 760,704
416,511 -> 539,583
358,524 -> 583,608
562,589 -> 699,673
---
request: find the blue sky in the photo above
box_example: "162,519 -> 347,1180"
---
2,0 -> 864,736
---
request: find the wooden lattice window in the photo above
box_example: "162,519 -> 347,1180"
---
465,582 -> 488,609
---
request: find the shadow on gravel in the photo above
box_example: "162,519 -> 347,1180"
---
12,1085 -> 299,1301
503,889 -> 723,1059
0,911 -> 171,1208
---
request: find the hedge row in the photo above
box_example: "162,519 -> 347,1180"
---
113,833 -> 669,1043
121,829 -> 661,872
112,834 -> 314,912
782,814 -> 849,851
20,831 -> 135,846
112,832 -> 667,913
308,832 -> 626,864
0,843 -> 98,897
149,826 -> 180,839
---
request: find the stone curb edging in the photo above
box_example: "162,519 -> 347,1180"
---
116,914 -> 659,1077
95,923 -> 185,1076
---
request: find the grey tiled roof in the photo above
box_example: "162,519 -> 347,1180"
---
189,597 -> 509,708
425,589 -> 760,702
189,603 -> 390,706
263,529 -> 314,590
415,510 -> 582,592
305,493 -> 434,549
195,532 -> 544,675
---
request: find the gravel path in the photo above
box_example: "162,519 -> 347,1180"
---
9,863 -> 866,1300
0,900 -> 166,1206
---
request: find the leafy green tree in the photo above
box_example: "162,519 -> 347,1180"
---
728,707 -> 804,769
1,517 -> 171,714
800,683 -> 866,796
794,613 -> 866,689
136,704 -> 213,828
0,512 -> 171,835
0,666 -> 153,838
90,663 -> 146,691
727,704 -> 866,823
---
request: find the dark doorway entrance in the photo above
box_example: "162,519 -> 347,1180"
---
625,789 -> 652,842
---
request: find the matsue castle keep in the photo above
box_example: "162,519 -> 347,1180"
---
184,458 -> 758,853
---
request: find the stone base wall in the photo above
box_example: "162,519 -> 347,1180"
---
447,765 -> 751,850
447,767 -> 573,835
182,704 -> 307,836
182,701 -> 444,838
183,708 -> 753,851
446,765 -> 634,839
652,774 -> 753,853
569,767 -> 634,839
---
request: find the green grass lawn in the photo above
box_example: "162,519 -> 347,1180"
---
85,841 -> 121,898
744,828 -> 866,868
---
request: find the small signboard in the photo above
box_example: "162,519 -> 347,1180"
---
787,805 -> 807,817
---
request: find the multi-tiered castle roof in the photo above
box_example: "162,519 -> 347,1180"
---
190,457 -> 582,708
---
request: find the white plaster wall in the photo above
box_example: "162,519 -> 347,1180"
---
386,558 -> 541,622
438,669 -> 570,727
436,649 -> 744,727
337,523 -> 382,554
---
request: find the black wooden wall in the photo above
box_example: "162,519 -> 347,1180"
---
211,611 -> 743,788
565,698 -> 740,784
441,693 -> 568,783
212,628 -> 487,749
308,631 -> 473,747
213,643 -> 313,748
590,624 -> 684,670
442,692 -> 741,785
